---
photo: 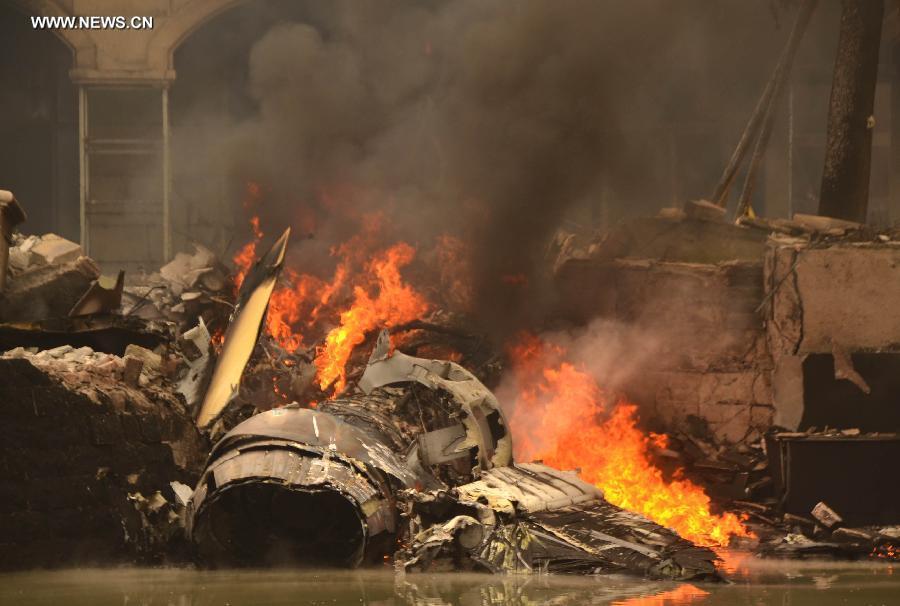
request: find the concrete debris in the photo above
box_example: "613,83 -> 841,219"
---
30,233 -> 84,266
123,242 -> 232,334
159,244 -> 217,287
69,270 -> 125,317
831,341 -> 871,395
791,213 -> 863,234
124,344 -> 163,375
123,354 -> 144,387
0,345 -> 205,568
811,502 -> 844,529
0,252 -> 100,322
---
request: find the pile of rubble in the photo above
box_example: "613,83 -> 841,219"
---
124,243 -> 232,334
0,201 -> 221,567
744,501 -> 899,560
649,416 -> 900,560
0,342 -> 205,567
2,188 -> 897,570
649,416 -> 773,505
0,232 -> 101,321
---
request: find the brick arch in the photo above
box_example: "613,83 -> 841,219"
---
147,0 -> 255,74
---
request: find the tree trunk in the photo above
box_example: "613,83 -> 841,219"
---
818,0 -> 885,222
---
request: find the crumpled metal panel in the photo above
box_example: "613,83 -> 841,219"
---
196,228 -> 290,427
211,407 -> 418,487
399,463 -> 720,581
204,448 -> 376,504
359,331 -> 513,471
455,463 -> 603,514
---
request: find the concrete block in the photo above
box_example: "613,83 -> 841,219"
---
30,234 -> 84,266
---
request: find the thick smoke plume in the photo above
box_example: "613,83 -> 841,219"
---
495,318 -> 664,432
174,0 -> 794,336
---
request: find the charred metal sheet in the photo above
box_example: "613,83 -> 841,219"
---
188,406 -> 405,567
68,270 -> 125,317
454,462 -> 603,515
416,424 -> 469,466
0,316 -> 168,355
196,228 -> 290,427
316,392 -> 409,453
398,462 -> 720,581
528,501 -> 718,580
210,407 -> 418,487
359,330 -> 513,472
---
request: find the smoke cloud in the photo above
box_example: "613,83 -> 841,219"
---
172,0 -> 794,337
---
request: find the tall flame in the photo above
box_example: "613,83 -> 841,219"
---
233,182 -> 265,289
314,242 -> 429,393
231,188 -> 430,394
505,333 -> 752,548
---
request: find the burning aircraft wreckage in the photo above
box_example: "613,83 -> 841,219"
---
0,192 -> 741,580
3,184 -> 899,577
187,230 -> 719,580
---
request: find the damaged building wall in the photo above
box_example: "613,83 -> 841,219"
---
555,216 -> 774,444
765,238 -> 900,430
556,211 -> 900,447
0,347 -> 206,568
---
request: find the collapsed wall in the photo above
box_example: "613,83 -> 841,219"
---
765,237 -> 900,430
555,214 -> 773,444
0,346 -> 206,568
554,209 -> 900,449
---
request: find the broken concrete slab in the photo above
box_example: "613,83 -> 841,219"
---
0,256 -> 100,321
792,213 -> 863,234
765,239 -> 900,356
584,215 -> 768,265
30,233 -> 84,266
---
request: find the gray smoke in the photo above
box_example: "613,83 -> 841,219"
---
174,0 -> 795,336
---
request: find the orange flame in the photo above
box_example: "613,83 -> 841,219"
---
231,185 -> 447,396
314,242 -> 430,393
233,182 -> 265,289
615,583 -> 709,605
506,333 -> 752,548
873,544 -> 899,560
233,239 -> 258,290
